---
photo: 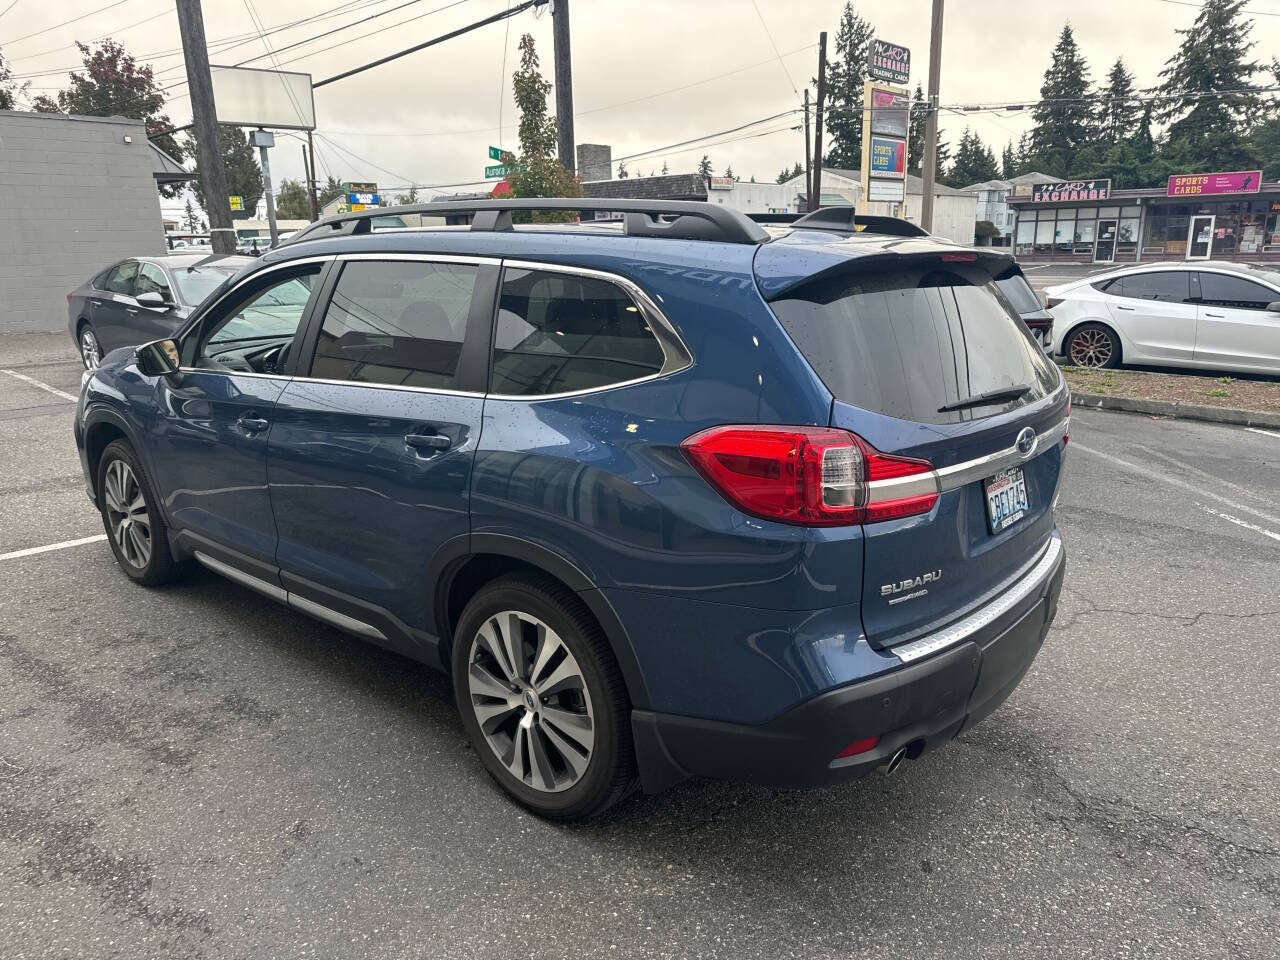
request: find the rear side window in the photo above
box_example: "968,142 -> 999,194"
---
103,261 -> 139,295
770,264 -> 1060,424
1198,272 -> 1276,310
491,267 -> 665,396
994,275 -> 1043,315
1109,272 -> 1190,302
310,260 -> 477,389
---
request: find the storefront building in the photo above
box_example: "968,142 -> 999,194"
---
1009,171 -> 1280,264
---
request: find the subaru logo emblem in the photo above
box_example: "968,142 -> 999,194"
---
1015,427 -> 1037,459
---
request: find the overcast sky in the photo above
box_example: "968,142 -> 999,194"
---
5,0 -> 1279,215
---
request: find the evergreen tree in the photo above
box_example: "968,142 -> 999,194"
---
1029,24 -> 1096,176
697,155 -> 713,177
504,34 -> 581,221
275,178 -> 311,220
1158,0 -> 1261,170
934,130 -> 951,183
319,175 -> 346,208
192,126 -> 263,217
822,1 -> 875,167
724,164 -> 736,181
183,198 -> 199,233
1097,58 -> 1140,144
776,161 -> 803,184
948,128 -> 1000,187
1014,131 -> 1034,175
661,160 -> 669,175
907,85 -> 927,175
1001,142 -> 1017,179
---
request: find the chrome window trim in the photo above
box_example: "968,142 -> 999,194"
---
489,258 -> 694,401
282,375 -> 484,399
332,251 -> 502,267
891,533 -> 1063,664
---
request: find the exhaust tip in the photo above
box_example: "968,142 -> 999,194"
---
884,746 -> 908,776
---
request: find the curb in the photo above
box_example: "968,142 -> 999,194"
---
1070,391 -> 1280,429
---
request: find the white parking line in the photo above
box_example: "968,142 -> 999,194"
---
0,534 -> 106,562
1245,427 -> 1280,440
1,369 -> 78,403
1071,442 -> 1280,527
1196,504 -> 1280,545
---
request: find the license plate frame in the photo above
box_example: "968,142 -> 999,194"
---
984,466 -> 1029,534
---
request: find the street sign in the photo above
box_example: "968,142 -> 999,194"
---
488,146 -> 505,161
229,196 -> 244,211
869,39 -> 910,85
349,192 -> 379,205
485,164 -> 508,178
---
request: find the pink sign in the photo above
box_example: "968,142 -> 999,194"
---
1167,170 -> 1262,197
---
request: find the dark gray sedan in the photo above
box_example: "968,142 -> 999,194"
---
68,254 -> 252,369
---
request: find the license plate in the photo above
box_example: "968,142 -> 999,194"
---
984,466 -> 1029,533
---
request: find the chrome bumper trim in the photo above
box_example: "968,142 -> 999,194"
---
891,534 -> 1063,664
934,417 -> 1069,493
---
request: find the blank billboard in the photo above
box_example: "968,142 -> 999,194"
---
211,65 -> 315,131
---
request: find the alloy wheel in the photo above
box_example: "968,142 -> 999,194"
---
1069,328 -> 1113,367
80,328 -> 101,370
103,458 -> 151,569
466,610 -> 596,793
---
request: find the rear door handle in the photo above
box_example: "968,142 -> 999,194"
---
238,416 -> 269,433
1204,311 -> 1225,318
1114,305 -> 1135,311
405,432 -> 452,453
126,307 -> 139,315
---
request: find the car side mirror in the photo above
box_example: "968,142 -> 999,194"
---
136,338 -> 180,377
1267,301 -> 1280,313
135,291 -> 168,308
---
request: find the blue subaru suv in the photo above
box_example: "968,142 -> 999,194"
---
74,199 -> 1067,819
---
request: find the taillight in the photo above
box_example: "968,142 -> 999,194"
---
680,425 -> 938,527
1045,296 -> 1064,309
66,292 -> 73,304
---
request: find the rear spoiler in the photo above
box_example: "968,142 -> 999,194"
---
759,247 -> 1019,302
749,209 -> 929,238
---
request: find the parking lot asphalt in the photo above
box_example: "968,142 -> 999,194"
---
1,332 -> 1277,960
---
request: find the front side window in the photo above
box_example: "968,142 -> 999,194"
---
1110,272 -> 1190,303
103,260 -> 139,295
135,263 -> 173,302
1198,272 -> 1277,310
207,274 -> 315,345
491,268 -> 666,396
309,260 -> 478,389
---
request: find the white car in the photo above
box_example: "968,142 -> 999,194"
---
1045,262 -> 1280,374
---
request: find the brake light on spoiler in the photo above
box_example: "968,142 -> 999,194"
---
681,425 -> 938,527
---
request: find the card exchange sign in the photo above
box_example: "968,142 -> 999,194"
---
869,39 -> 910,85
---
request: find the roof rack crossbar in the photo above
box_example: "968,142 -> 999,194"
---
288,198 -> 770,246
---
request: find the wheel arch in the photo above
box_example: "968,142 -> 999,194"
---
429,533 -> 652,710
82,408 -> 171,524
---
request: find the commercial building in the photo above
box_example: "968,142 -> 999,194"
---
0,109 -> 190,333
961,172 -> 1058,246
1009,172 -> 1280,264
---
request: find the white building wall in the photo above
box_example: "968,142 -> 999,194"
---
703,179 -> 802,214
781,171 -> 977,245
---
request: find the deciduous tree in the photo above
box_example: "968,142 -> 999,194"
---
504,33 -> 581,221
275,178 -> 311,220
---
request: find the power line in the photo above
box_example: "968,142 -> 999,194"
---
0,1 -> 23,22
748,0 -> 798,98
1153,0 -> 1280,17
609,108 -> 803,165
3,0 -> 134,46
312,0 -> 544,89
314,132 -> 418,184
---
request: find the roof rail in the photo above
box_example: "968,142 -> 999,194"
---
750,208 -> 930,238
287,198 -> 770,246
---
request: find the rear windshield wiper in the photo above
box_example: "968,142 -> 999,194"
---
937,385 -> 1031,413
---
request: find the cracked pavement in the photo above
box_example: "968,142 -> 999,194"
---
1,333 -> 1277,959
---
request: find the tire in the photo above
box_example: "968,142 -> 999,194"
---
451,575 -> 637,820
96,440 -> 185,586
78,322 -> 102,370
1066,322 -> 1121,369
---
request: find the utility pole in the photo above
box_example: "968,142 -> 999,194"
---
920,0 -> 944,233
812,31 -> 828,211
175,0 -> 234,255
803,88 -> 812,213
304,131 -> 319,221
252,129 -> 278,246
551,0 -> 575,175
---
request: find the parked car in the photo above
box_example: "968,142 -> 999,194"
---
1046,261 -> 1280,373
995,269 -> 1054,348
74,200 -> 1068,819
68,254 -> 253,369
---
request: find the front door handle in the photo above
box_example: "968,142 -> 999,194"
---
238,415 -> 269,433
1204,311 -> 1225,318
405,432 -> 452,453
126,307 -> 139,315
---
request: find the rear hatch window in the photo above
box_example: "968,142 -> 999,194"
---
770,263 -> 1060,424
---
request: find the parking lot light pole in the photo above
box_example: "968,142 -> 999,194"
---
252,129 -> 278,246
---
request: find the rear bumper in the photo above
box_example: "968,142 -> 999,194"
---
632,535 -> 1065,792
